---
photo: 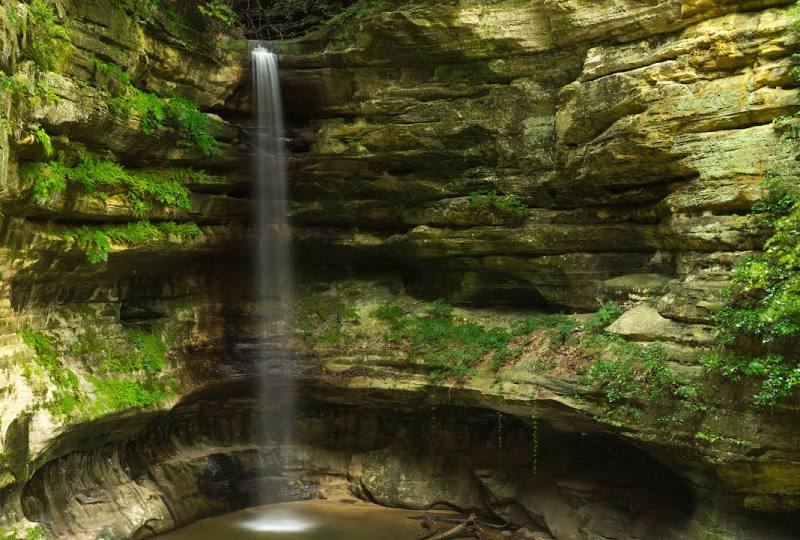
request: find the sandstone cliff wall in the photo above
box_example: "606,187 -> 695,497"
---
0,1 -> 797,539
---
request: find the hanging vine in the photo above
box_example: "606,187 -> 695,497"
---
496,411 -> 504,451
530,403 -> 539,475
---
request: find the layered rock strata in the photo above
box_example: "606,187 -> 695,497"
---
0,1 -> 798,540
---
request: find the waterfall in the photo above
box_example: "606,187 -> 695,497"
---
251,43 -> 295,502
252,45 -> 292,306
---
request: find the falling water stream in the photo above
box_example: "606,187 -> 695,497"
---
252,44 -> 292,307
250,42 -> 296,454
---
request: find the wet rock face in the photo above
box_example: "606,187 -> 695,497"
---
0,1 -> 798,539
281,0 -> 799,319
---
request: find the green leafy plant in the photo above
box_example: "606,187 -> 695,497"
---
91,56 -> 133,86
24,161 -> 67,201
108,0 -> 159,21
20,151 -> 211,215
586,301 -> 624,332
703,175 -> 800,405
374,297 -> 686,404
165,97 -> 219,156
700,3 -> 800,405
321,0 -> 378,29
34,128 -> 53,158
495,411 -> 504,450
370,299 -> 514,381
0,74 -> 59,112
92,58 -> 220,155
62,221 -> 202,263
717,174 -> 800,343
197,0 -> 237,27
62,227 -> 111,264
297,292 -> 360,346
511,313 -> 580,343
702,352 -> 800,406
583,336 -> 677,404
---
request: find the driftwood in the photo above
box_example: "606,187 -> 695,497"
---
418,513 -> 482,540
411,514 -> 509,529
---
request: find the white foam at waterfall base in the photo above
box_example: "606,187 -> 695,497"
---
239,509 -> 318,533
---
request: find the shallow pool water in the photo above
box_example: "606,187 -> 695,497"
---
156,501 -> 430,539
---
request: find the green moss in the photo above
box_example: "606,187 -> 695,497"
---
21,319 -> 177,420
21,330 -> 68,388
20,330 -> 81,418
100,329 -> 167,375
68,303 -> 99,320
87,377 -> 171,415
71,324 -> 168,375
468,190 -> 529,222
25,0 -> 72,71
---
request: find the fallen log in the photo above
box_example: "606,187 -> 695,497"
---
410,514 -> 509,529
419,513 -> 482,540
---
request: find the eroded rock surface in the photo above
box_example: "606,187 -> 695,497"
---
281,0 -> 799,319
0,1 -> 798,540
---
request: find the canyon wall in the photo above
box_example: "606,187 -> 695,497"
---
0,1 -> 797,539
